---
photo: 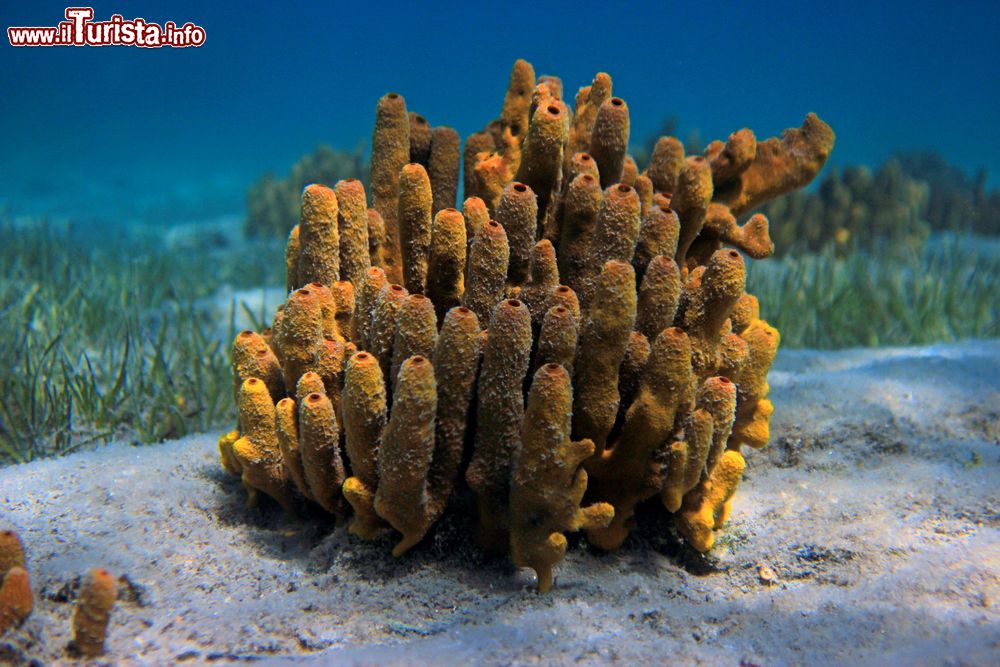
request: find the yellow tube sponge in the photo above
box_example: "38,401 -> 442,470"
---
511,363 -> 614,591
534,304 -> 579,374
462,219 -> 509,326
219,58 -> 830,587
274,397 -> 310,501
71,567 -> 118,657
730,319 -> 780,450
367,209 -> 385,270
463,132 -> 496,205
546,284 -> 581,322
485,137 -> 521,194
734,399 -> 775,452
706,128 -> 757,184
572,260 -> 637,456
308,337 -> 347,408
429,126 -> 460,216
730,292 -> 760,335
231,330 -> 283,406
297,184 -> 340,287
586,327 -> 693,550
355,266 -> 386,348
634,205 -> 681,282
566,72 -> 612,170
578,184 -> 641,309
515,101 -> 567,224
408,112 -> 432,165
672,157 -> 714,269
390,294 -> 438,395
335,178 -> 372,287
590,97 -> 630,188
341,351 -> 388,539
681,248 -> 747,377
537,75 -> 563,101
544,152 -> 600,248
676,449 -> 746,552
232,378 -> 295,513
661,407 -> 715,514
297,384 -> 346,518
370,92 -> 410,284
496,182 -> 538,285
0,566 -> 32,636
398,162 -> 434,295
0,530 -> 25,576
500,59 -> 535,142
308,281 -> 340,342
332,281 -> 355,342
566,151 -> 600,183
700,203 -> 774,260
528,81 -> 557,123
712,113 -> 835,217
635,174 -> 653,219
427,306 -> 483,520
0,531 -> 31,634
718,332 -> 750,382
616,331 -> 652,425
218,430 -> 241,477
636,255 -> 682,343
557,172 -> 603,291
276,286 -> 325,393
461,196 -> 489,254
518,239 -> 560,326
467,298 -> 533,553
647,136 -> 685,194
622,155 -> 638,186
698,376 -> 738,473
426,207 -> 467,319
369,282 -> 409,387
295,371 -> 325,403
374,356 -> 438,556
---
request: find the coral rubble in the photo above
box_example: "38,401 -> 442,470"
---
219,60 -> 833,590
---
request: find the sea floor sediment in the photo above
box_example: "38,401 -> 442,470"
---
2,341 -> 998,666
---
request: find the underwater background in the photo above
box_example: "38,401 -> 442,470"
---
2,0 -> 999,224
2,3 -> 1000,664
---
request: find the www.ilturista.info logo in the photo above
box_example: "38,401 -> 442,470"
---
8,7 -> 206,48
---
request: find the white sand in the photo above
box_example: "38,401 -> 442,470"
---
2,341 -> 998,666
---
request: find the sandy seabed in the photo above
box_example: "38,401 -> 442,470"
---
1,341 -> 998,666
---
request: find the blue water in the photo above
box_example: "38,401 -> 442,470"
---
2,0 -> 999,223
